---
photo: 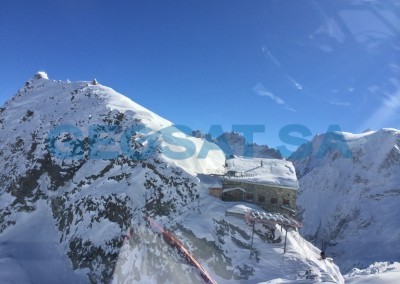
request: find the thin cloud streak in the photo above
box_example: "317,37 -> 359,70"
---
284,106 -> 297,112
253,83 -> 285,105
262,46 -> 282,68
253,83 -> 296,112
288,76 -> 303,90
262,46 -> 304,92
359,83 -> 400,131
329,101 -> 351,106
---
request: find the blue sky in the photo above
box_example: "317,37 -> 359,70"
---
1,0 -> 399,151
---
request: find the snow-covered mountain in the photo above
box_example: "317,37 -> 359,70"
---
192,130 -> 282,159
345,261 -> 400,284
0,73 -> 343,283
290,129 -> 400,273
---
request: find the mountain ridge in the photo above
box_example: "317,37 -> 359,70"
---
290,128 -> 400,273
0,73 -> 344,283
191,130 -> 282,159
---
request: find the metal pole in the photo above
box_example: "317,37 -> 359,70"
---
249,221 -> 255,258
284,226 -> 288,254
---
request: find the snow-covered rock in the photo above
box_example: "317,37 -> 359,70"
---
290,129 -> 400,273
345,261 -> 400,284
112,194 -> 344,284
192,130 -> 282,159
34,71 -> 49,80
0,73 -> 343,283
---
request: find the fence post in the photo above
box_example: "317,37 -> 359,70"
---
249,221 -> 255,258
284,226 -> 288,253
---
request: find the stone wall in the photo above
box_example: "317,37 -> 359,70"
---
222,179 -> 297,214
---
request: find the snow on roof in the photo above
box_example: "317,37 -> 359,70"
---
222,187 -> 245,194
225,204 -> 255,215
247,210 -> 301,228
209,183 -> 222,188
225,156 -> 299,189
225,205 -> 301,228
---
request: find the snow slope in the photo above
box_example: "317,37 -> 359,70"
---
290,129 -> 400,273
0,200 -> 87,283
345,262 -> 400,284
0,73 -> 225,176
0,73 -> 343,282
225,156 -> 299,189
112,182 -> 343,284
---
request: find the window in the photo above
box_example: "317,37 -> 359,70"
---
283,199 -> 290,206
258,195 -> 265,203
270,197 -> 278,204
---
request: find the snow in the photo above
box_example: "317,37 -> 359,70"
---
183,198 -> 343,283
161,133 -> 226,175
222,187 -> 246,193
34,71 -> 49,80
345,262 -> 400,284
0,201 -> 87,283
0,73 -> 346,283
85,83 -> 226,175
88,219 -> 121,248
225,156 -> 299,189
0,73 -> 226,282
1,73 -> 225,176
226,204 -> 257,215
112,176 -> 343,284
291,128 -> 400,273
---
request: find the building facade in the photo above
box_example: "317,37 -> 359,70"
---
221,179 -> 297,215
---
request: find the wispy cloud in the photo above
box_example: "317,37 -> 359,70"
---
309,1 -> 346,43
253,83 -> 285,105
253,83 -> 296,112
288,76 -> 303,90
329,101 -> 351,106
319,44 -> 334,53
359,79 -> 400,131
284,106 -> 297,112
262,46 -> 282,68
261,46 -> 304,92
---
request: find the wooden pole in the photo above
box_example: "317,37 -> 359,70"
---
249,221 -> 255,258
284,226 -> 288,254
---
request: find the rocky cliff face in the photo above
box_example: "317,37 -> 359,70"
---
0,73 -> 223,282
192,130 -> 282,159
0,73 -> 343,283
290,129 -> 400,272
